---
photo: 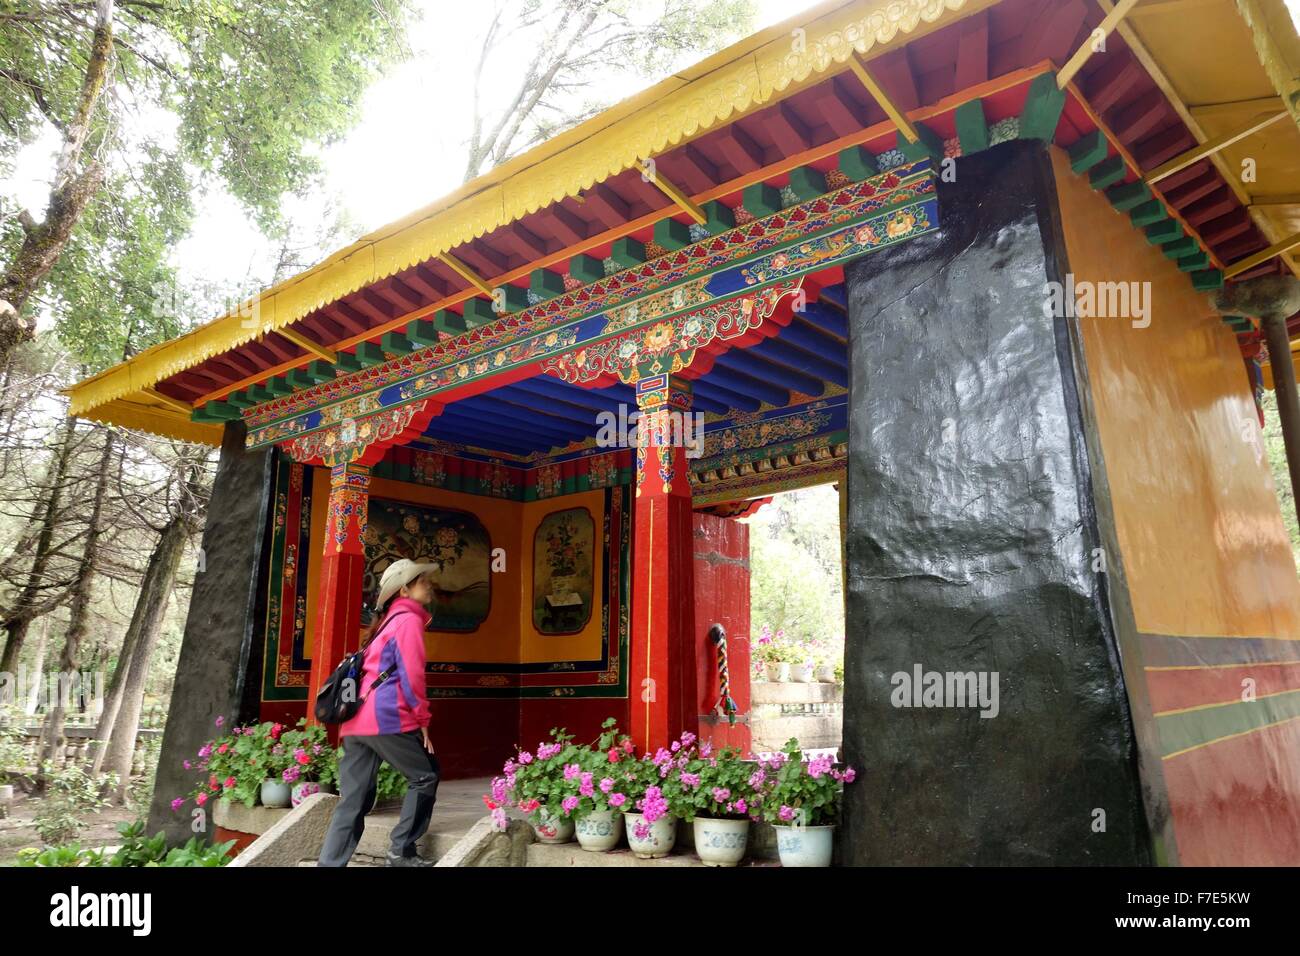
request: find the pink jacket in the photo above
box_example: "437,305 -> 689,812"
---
339,596 -> 432,737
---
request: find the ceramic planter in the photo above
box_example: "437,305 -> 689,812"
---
291,780 -> 332,808
791,662 -> 815,683
259,779 -> 291,808
693,816 -> 750,867
815,665 -> 837,682
774,824 -> 835,866
765,662 -> 790,682
574,808 -> 624,852
625,812 -> 677,858
530,807 -> 575,844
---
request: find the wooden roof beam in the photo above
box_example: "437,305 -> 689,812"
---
846,52 -> 919,144
636,160 -> 707,225
1146,109 -> 1289,184
1057,0 -> 1140,90
437,251 -> 496,297
1225,231 -> 1300,279
142,386 -> 192,416
275,326 -> 337,364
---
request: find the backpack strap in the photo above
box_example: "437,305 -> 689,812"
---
358,611 -> 419,701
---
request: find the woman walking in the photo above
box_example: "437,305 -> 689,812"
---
318,559 -> 442,867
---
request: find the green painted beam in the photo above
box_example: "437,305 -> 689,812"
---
1018,72 -> 1067,141
463,298 -> 496,327
1129,199 -> 1166,227
264,376 -> 293,396
838,144 -> 878,181
432,307 -> 467,336
1176,250 -> 1210,272
1191,268 -> 1224,291
954,99 -> 989,155
1144,218 -> 1182,244
495,284 -> 529,314
381,330 -> 415,355
1088,155 -> 1127,190
353,342 -> 387,367
224,391 -> 256,409
304,359 -> 336,382
570,253 -> 605,284
191,401 -> 241,423
1068,130 -> 1108,174
653,217 -> 691,251
407,318 -> 440,346
1160,236 -> 1197,259
529,268 -> 566,299
787,166 -> 827,203
703,200 -> 735,235
247,383 -> 274,403
895,122 -> 943,162
743,182 -> 783,218
610,236 -> 646,268
1106,180 -> 1151,211
286,368 -> 316,390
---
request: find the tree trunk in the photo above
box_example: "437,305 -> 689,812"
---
37,427 -> 115,780
91,515 -> 187,800
0,413 -> 77,674
0,0 -> 115,367
22,624 -> 49,717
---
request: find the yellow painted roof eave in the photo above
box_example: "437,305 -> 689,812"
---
64,0 -> 989,423
1236,0 -> 1300,124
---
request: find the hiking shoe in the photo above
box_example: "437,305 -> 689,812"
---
385,851 -> 435,867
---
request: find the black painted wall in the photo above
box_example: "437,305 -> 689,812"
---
840,141 -> 1151,865
146,421 -> 275,845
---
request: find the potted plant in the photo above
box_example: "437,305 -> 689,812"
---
620,731 -> 698,859
277,720 -> 337,807
753,624 -> 791,682
172,716 -> 282,814
489,727 -> 584,844
676,741 -> 759,867
790,652 -> 815,683
755,738 -> 857,867
568,718 -> 632,852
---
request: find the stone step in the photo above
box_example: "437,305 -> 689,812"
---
526,842 -> 779,867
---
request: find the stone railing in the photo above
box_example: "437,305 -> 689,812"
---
2,720 -> 163,776
750,680 -> 843,753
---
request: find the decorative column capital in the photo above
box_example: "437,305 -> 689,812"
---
634,373 -> 695,498
325,462 -> 371,555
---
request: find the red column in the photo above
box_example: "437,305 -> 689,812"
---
306,461 -> 370,744
630,374 -> 699,754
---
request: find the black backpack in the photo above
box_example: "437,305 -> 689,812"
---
313,612 -> 415,725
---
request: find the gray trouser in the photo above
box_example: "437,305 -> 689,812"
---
317,730 -> 441,866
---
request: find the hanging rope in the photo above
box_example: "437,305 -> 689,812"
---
708,624 -> 738,725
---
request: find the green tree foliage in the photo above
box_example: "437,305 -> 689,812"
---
1261,389 -> 1300,571
0,0 -> 416,369
748,485 -> 845,649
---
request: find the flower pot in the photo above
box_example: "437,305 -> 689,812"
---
625,812 -> 677,859
774,824 -> 835,867
259,779 -> 291,808
530,807 -> 575,844
693,816 -> 750,867
791,662 -> 815,683
291,780 -> 332,808
815,665 -> 836,683
765,662 -> 790,683
574,808 -> 624,852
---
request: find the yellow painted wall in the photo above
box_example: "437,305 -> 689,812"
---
303,472 -> 607,665
518,491 -> 607,664
1050,146 -> 1300,639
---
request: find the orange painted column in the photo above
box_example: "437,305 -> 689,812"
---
306,461 -> 371,744
630,373 -> 699,754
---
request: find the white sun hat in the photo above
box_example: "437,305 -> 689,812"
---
375,558 -> 439,610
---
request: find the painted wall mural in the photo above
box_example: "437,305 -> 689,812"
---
260,454 -> 314,701
363,497 -> 492,631
532,507 -> 596,635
